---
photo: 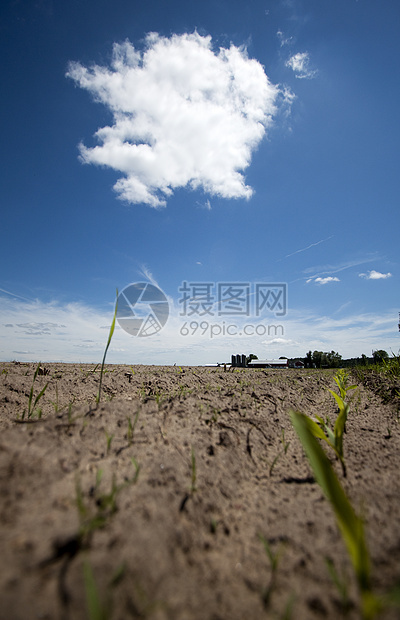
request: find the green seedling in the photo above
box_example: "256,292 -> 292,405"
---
80,364 -> 100,378
325,557 -> 352,616
269,453 -> 281,477
126,412 -> 139,445
95,468 -> 104,491
75,475 -> 107,538
177,384 -> 192,398
22,362 -> 48,419
76,461 -> 140,543
154,391 -> 165,407
281,594 -> 295,620
332,369 -> 357,401
206,407 -> 221,425
269,429 -> 291,476
290,410 -> 381,619
306,370 -> 356,476
379,353 -> 400,379
109,562 -> 126,588
210,517 -> 218,534
258,533 -> 283,608
104,430 -> 114,455
281,428 -> 290,454
83,558 -> 111,620
67,398 -> 76,424
131,456 -> 141,483
97,290 -> 118,404
51,383 -> 75,415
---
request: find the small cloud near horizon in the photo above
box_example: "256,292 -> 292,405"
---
359,270 -> 392,280
262,337 -> 295,346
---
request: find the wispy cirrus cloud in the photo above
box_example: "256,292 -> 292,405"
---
0,287 -> 33,302
303,255 -> 379,277
67,32 -> 281,208
280,235 -> 333,260
359,270 -> 392,280
137,264 -> 161,288
276,30 -> 293,47
286,51 -> 317,79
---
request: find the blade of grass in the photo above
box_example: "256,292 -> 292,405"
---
97,289 -> 118,404
83,558 -> 109,620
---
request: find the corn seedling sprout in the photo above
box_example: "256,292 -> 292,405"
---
290,410 -> 381,619
305,370 -> 356,476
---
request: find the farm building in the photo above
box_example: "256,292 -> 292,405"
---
247,359 -> 288,369
230,355 -> 289,369
288,360 -> 305,368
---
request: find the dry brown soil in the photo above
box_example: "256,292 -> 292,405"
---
0,362 -> 399,620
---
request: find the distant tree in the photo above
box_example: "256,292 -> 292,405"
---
372,350 -> 389,364
326,351 -> 342,368
311,350 -> 342,368
312,351 -> 324,368
279,356 -> 288,359
305,351 -> 313,368
246,353 -> 258,364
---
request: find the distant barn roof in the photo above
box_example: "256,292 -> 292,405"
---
247,359 -> 288,366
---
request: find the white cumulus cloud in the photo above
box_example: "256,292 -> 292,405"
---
307,276 -> 340,285
359,270 -> 392,280
67,32 -> 280,208
286,52 -> 317,79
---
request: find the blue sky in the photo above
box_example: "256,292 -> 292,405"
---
0,0 -> 398,364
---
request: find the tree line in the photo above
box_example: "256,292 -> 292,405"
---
303,349 -> 389,368
245,350 -> 390,369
